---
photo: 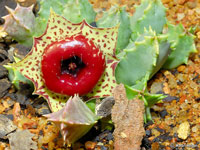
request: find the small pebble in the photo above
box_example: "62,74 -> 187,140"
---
195,97 -> 200,102
159,109 -> 168,118
151,129 -> 161,137
177,121 -> 190,140
85,141 -> 96,150
151,142 -> 160,150
163,95 -> 179,102
177,65 -> 186,72
0,79 -> 11,98
145,130 -> 151,137
150,82 -> 163,94
177,13 -> 185,21
192,125 -> 198,133
187,1 -> 197,9
0,65 -> 7,79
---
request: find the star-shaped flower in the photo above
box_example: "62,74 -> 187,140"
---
12,10 -> 119,112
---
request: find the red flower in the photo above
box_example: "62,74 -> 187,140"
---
12,10 -> 119,112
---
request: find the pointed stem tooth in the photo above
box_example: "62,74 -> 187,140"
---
29,4 -> 34,11
5,6 -> 14,15
1,15 -> 9,20
43,113 -> 51,118
16,3 -> 21,9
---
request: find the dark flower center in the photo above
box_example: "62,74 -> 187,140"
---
61,56 -> 85,77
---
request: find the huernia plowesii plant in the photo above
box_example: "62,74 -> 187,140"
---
96,5 -> 131,54
9,9 -> 119,144
114,0 -> 196,121
4,57 -> 34,91
2,4 -> 35,46
1,0 -> 97,46
10,9 -> 119,112
2,0 -> 197,143
35,0 -> 96,37
44,95 -> 100,144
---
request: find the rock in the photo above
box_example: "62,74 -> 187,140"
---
0,79 -> 11,98
0,49 -> 8,61
85,141 -> 97,150
0,49 -> 9,65
195,97 -> 200,102
14,44 -> 32,59
0,114 -> 17,139
0,65 -> 8,78
150,82 -> 163,94
0,43 -> 5,50
36,104 -> 51,116
7,47 -> 15,62
151,142 -> 160,150
96,97 -> 115,117
111,84 -> 145,150
187,0 -> 197,9
159,109 -> 168,118
177,0 -> 186,5
177,13 -> 185,21
4,114 -> 14,121
151,129 -> 161,137
98,130 -> 114,141
8,129 -> 37,150
15,91 -> 29,105
162,95 -> 180,102
177,121 -> 190,140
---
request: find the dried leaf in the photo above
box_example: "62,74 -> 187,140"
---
95,96 -> 115,117
12,102 -> 21,124
0,115 -> 17,139
111,84 -> 145,150
8,130 -> 37,150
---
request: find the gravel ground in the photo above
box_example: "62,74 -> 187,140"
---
90,0 -> 200,149
0,0 -> 199,150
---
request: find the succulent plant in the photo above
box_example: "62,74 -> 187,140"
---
130,0 -> 166,41
2,4 -> 35,46
2,0 -> 97,46
115,28 -> 169,86
33,0 -> 96,37
62,0 -> 96,24
9,9 -> 118,144
97,5 -> 131,54
116,0 -> 196,88
44,95 -> 99,144
34,0 -> 68,37
3,57 -> 33,91
114,0 -> 196,121
3,0 -> 197,141
162,23 -> 197,69
115,28 -> 169,120
11,10 -> 119,112
127,0 -> 196,70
